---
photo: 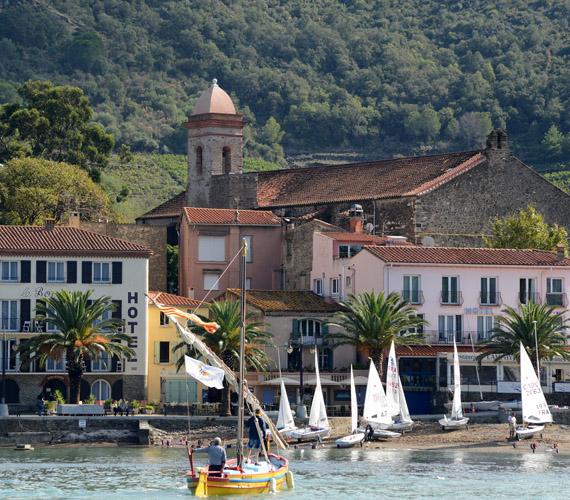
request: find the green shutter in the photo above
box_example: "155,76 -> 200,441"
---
154,341 -> 159,364
292,319 -> 300,339
321,323 -> 329,336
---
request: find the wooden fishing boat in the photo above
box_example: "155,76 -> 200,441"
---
439,340 -> 469,431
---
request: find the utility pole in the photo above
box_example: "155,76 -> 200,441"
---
0,329 -> 9,416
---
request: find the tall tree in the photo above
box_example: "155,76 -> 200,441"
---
477,302 -> 570,372
17,290 -> 134,403
484,205 -> 568,251
174,300 -> 272,416
331,292 -> 425,374
0,157 -> 112,224
0,80 -> 114,178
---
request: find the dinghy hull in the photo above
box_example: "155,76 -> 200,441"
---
515,424 -> 545,440
289,427 -> 330,442
439,417 -> 469,430
335,432 -> 365,448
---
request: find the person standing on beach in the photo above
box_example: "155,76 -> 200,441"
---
246,408 -> 267,465
508,412 -> 517,439
194,437 -> 227,477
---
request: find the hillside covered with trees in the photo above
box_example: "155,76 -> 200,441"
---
1,0 -> 570,170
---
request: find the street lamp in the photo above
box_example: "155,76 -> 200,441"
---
0,329 -> 9,416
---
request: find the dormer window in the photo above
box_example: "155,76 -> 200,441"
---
196,146 -> 203,175
222,147 -> 231,174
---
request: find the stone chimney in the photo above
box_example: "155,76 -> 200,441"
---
68,211 -> 80,228
555,243 -> 566,261
44,218 -> 55,230
349,217 -> 364,233
485,129 -> 509,152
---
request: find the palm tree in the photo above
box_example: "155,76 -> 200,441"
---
174,300 -> 272,416
477,302 -> 570,372
331,291 -> 426,374
18,290 -> 134,403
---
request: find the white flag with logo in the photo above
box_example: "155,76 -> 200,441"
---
184,355 -> 225,389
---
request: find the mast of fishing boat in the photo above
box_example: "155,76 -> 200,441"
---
236,237 -> 247,468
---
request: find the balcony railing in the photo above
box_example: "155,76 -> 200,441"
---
401,290 -> 424,305
424,330 -> 489,344
546,293 -> 567,307
440,290 -> 463,305
519,292 -> 541,305
479,292 -> 502,306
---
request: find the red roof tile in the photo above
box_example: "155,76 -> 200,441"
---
226,289 -> 343,313
148,291 -> 202,307
256,151 -> 484,208
183,207 -> 280,226
136,191 -> 186,220
323,232 -> 413,245
396,345 -> 477,357
364,246 -> 570,266
0,226 -> 152,257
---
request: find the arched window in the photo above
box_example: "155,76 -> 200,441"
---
196,146 -> 203,175
91,379 -> 111,401
222,147 -> 231,174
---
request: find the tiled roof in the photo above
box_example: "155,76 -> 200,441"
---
136,191 -> 186,220
0,226 -> 152,257
364,246 -> 570,266
323,232 -> 413,245
256,151 -> 485,208
395,345 -> 477,357
183,207 -> 280,226
226,289 -> 343,313
148,291 -> 202,308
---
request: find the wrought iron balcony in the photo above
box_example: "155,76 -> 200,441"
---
479,292 -> 502,306
519,292 -> 541,305
545,293 -> 567,307
401,290 -> 424,305
440,290 -> 463,305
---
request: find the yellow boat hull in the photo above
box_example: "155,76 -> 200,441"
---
187,454 -> 293,497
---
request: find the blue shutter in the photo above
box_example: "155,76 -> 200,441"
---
20,261 -> 31,283
82,261 -> 92,283
112,262 -> 122,284
292,319 -> 300,339
67,261 -> 77,283
36,261 -> 46,283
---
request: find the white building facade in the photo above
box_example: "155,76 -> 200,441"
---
0,224 -> 151,407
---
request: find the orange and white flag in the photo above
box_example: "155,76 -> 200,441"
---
154,303 -> 219,334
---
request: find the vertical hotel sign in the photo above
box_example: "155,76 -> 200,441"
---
126,291 -> 139,366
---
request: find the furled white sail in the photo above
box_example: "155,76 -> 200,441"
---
308,349 -> 329,429
520,342 -> 552,424
276,380 -> 295,430
398,382 -> 412,423
363,360 -> 391,425
386,341 -> 401,418
350,365 -> 358,433
451,340 -> 463,420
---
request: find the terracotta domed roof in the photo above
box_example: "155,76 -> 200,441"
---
192,79 -> 236,115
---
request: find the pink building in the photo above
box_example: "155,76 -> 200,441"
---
178,207 -> 282,300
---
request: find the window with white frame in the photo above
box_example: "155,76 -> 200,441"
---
330,277 -> 340,297
91,351 -> 111,372
477,316 -> 497,341
45,305 -> 58,332
546,278 -> 565,306
402,313 -> 424,334
242,235 -> 253,263
441,276 -> 460,304
47,261 -> 65,282
94,309 -> 112,331
299,319 -> 322,338
91,379 -> 111,401
0,339 -> 18,371
480,277 -> 498,305
46,354 -> 65,372
313,278 -> 323,296
403,275 -> 421,304
203,271 -> 220,291
93,262 -> 111,283
338,244 -> 363,259
519,278 -> 537,304
160,312 -> 169,326
438,315 -> 462,342
0,300 -> 18,331
198,235 -> 225,262
346,276 -> 351,287
0,261 -> 18,282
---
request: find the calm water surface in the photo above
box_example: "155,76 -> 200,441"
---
0,446 -> 568,499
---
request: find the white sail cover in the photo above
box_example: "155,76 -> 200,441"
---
386,341 -> 401,418
350,365 -> 358,432
520,342 -> 553,424
276,380 -> 295,429
363,360 -> 391,425
451,340 -> 463,420
308,349 -> 329,429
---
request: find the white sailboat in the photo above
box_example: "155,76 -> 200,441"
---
361,360 -> 401,439
385,341 -> 414,432
335,366 -> 366,448
276,379 -> 298,438
289,349 -> 331,442
439,340 -> 469,430
516,342 -> 552,440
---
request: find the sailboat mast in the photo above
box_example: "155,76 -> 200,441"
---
236,237 -> 247,467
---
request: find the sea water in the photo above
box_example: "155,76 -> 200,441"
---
0,446 -> 568,499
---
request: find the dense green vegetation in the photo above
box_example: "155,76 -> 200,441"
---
1,0 -> 569,169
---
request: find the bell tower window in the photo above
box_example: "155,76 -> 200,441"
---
222,147 -> 231,174
196,146 -> 203,175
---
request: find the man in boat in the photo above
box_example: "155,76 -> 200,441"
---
194,437 -> 227,477
246,408 -> 267,465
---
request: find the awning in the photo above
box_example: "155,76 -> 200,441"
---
258,376 -> 300,386
342,375 -> 368,386
304,376 -> 342,386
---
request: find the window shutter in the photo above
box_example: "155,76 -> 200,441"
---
292,319 -> 300,339
82,261 -> 92,284
20,299 -> 31,330
477,316 -> 483,334
20,260 -> 31,283
67,261 -> 77,283
456,315 -> 462,333
111,300 -> 122,320
321,322 -> 329,336
166,342 -> 171,364
112,262 -> 123,284
154,341 -> 160,364
36,261 -> 46,283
